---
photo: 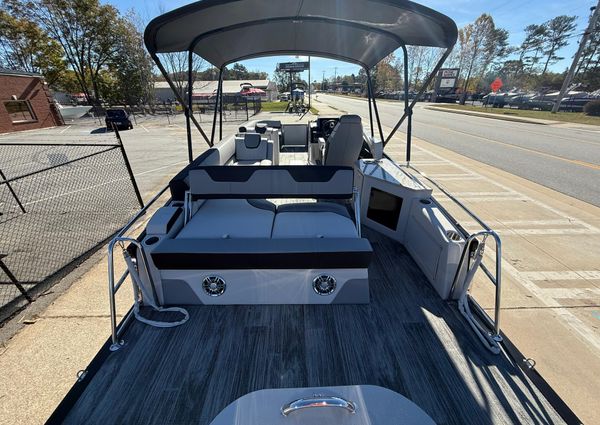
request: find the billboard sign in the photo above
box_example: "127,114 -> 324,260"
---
277,62 -> 310,72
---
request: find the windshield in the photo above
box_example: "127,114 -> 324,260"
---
106,110 -> 126,118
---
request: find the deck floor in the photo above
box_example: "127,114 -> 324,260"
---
64,229 -> 563,424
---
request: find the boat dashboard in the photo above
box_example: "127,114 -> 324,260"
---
310,117 -> 340,143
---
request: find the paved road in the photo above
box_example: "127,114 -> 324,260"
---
316,94 -> 600,207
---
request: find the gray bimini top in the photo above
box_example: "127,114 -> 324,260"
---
144,0 -> 458,68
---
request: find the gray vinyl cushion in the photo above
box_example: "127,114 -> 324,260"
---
324,115 -> 363,167
235,134 -> 268,161
176,199 -> 275,239
277,202 -> 351,220
272,211 -> 358,239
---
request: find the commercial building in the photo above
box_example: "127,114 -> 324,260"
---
0,69 -> 63,133
154,79 -> 278,103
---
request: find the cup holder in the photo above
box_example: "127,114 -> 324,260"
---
446,230 -> 461,242
419,199 -> 431,205
145,236 -> 160,246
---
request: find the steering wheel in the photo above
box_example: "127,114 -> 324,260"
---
322,119 -> 337,139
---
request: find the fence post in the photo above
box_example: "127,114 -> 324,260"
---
113,126 -> 145,209
0,255 -> 32,302
0,169 -> 26,214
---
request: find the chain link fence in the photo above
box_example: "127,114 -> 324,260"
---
0,136 -> 142,322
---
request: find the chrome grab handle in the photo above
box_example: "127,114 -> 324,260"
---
281,395 -> 356,416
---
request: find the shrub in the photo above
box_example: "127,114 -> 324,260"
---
583,100 -> 600,116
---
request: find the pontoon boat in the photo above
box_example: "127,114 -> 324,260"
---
48,1 -> 579,423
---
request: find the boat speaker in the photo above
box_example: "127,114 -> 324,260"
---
202,276 -> 226,296
313,275 -> 336,295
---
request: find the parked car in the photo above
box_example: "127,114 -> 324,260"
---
482,93 -> 507,108
105,108 -> 133,131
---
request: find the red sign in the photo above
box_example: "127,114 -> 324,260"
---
490,78 -> 503,92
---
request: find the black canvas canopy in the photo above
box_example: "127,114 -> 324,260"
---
144,0 -> 457,68
144,0 -> 458,162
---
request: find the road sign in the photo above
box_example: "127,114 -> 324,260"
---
434,68 -> 459,97
277,62 -> 309,72
490,78 -> 503,92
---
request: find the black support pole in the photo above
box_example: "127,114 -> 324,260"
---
219,70 -> 224,141
150,52 -> 211,146
367,83 -> 374,138
384,47 -> 452,147
210,69 -> 223,145
402,45 -> 412,164
366,69 -> 384,142
114,126 -> 145,209
186,49 -> 194,163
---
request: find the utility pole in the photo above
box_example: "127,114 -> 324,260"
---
552,2 -> 599,113
334,67 -> 338,90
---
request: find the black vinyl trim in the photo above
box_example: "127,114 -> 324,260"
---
197,165 -> 352,183
191,193 -> 351,200
165,208 -> 183,233
151,238 -> 372,270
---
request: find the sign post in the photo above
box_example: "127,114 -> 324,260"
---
277,62 -> 310,101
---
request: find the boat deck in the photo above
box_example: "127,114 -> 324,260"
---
63,229 -> 563,424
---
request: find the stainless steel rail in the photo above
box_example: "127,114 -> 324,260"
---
281,395 -> 356,416
108,185 -> 169,351
407,165 -> 504,352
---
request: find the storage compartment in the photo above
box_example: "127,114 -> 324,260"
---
367,188 -> 403,230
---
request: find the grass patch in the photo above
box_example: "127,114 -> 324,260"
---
309,106 -> 319,114
435,104 -> 600,126
260,101 -> 288,112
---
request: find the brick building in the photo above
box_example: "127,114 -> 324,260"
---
0,69 -> 63,134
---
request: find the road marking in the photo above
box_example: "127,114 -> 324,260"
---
421,121 -> 600,171
538,288 -> 600,299
320,98 -> 600,350
140,125 -> 150,133
521,271 -> 600,281
421,173 -> 478,178
134,160 -> 188,176
386,126 -> 600,351
59,125 -> 71,134
504,260 -> 600,351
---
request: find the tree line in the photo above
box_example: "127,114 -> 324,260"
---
325,11 -> 599,97
0,0 -> 270,108
0,0 -> 157,107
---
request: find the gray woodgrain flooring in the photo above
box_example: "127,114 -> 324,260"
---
63,229 -> 563,424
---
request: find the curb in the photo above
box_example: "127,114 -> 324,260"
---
425,106 -> 561,126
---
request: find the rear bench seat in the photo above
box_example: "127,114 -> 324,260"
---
152,166 -> 372,269
170,165 -> 364,243
147,165 -> 371,305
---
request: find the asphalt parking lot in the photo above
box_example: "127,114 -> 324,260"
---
1,106 -> 599,423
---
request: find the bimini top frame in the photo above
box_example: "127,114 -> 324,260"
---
144,0 -> 458,162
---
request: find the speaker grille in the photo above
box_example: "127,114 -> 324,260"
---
202,276 -> 226,296
313,275 -> 336,295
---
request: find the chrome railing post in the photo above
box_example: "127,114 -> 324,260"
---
108,238 -> 123,351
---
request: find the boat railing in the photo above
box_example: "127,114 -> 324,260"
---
107,185 -> 170,351
408,165 -> 503,353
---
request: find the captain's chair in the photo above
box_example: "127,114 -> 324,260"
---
324,115 -> 363,167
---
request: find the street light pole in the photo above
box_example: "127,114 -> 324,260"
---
551,2 -> 599,113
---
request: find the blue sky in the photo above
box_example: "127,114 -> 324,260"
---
108,0 -> 595,80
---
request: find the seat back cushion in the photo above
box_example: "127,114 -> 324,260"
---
235,133 -> 268,161
324,115 -> 363,167
188,166 -> 354,199
282,124 -> 308,146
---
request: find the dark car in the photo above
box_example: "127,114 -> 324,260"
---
105,108 -> 133,131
